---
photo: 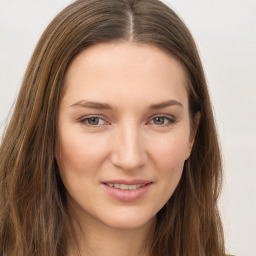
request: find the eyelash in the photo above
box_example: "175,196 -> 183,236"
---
79,116 -> 109,127
79,114 -> 176,128
148,115 -> 176,127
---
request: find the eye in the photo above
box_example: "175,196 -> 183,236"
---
149,115 -> 175,126
79,116 -> 107,127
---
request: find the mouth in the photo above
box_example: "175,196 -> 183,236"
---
101,180 -> 152,202
104,183 -> 147,190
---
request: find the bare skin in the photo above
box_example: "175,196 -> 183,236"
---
56,42 -> 199,255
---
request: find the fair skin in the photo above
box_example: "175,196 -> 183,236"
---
56,42 -> 199,256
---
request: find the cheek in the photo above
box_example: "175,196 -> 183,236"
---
156,141 -> 185,185
57,130 -> 110,184
149,135 -> 189,202
150,134 -> 189,172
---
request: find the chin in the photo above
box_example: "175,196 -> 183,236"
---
99,207 -> 156,230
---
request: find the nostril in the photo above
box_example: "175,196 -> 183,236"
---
110,151 -> 148,170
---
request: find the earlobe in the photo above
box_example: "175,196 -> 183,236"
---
185,111 -> 201,160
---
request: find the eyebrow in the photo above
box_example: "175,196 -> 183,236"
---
70,99 -> 183,110
149,100 -> 183,109
70,100 -> 114,110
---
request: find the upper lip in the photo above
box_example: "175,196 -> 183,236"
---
102,179 -> 152,185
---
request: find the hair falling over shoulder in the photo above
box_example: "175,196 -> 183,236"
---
0,0 -> 225,255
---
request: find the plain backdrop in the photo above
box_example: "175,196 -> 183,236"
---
0,0 -> 255,255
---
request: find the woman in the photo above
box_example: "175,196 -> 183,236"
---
0,0 -> 226,255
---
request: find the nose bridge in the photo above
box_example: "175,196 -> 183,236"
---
110,121 -> 147,170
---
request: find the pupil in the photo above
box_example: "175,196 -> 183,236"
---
154,117 -> 164,125
88,117 -> 99,125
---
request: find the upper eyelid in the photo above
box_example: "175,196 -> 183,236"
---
79,114 -> 108,121
78,113 -> 176,124
78,113 -> 175,118
147,114 -> 177,127
78,116 -> 109,127
149,113 -> 176,120
151,113 -> 174,118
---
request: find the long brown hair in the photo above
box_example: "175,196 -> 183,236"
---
0,0 -> 225,255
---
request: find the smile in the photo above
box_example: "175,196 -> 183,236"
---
105,183 -> 146,190
102,181 -> 152,202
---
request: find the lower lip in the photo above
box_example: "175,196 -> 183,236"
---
102,183 -> 152,202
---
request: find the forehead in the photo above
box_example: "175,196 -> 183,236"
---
62,42 -> 188,109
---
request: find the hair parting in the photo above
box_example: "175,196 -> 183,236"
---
0,0 -> 225,255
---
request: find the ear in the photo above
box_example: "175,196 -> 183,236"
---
185,111 -> 201,160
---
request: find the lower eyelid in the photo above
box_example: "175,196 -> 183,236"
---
79,116 -> 106,125
150,116 -> 176,124
78,115 -> 176,126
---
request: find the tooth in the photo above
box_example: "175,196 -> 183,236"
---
120,184 -> 129,190
109,183 -> 147,190
128,185 -> 137,190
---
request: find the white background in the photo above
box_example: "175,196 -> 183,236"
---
0,0 -> 255,255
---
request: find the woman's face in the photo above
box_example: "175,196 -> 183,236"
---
56,42 -> 197,230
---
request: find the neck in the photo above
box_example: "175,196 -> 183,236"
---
66,208 -> 156,256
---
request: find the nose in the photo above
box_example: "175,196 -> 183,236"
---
110,124 -> 148,171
